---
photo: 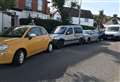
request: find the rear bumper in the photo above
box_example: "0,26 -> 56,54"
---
104,34 -> 120,40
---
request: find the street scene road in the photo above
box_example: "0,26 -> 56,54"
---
0,41 -> 120,82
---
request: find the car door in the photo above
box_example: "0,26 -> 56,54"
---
26,27 -> 45,56
74,27 -> 83,41
39,27 -> 50,49
90,31 -> 98,41
64,27 -> 74,45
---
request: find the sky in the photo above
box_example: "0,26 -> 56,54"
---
48,0 -> 120,17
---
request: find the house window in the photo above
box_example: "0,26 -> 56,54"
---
112,18 -> 118,24
85,18 -> 89,22
25,0 -> 32,10
38,0 -> 43,11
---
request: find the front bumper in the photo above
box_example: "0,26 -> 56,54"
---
52,39 -> 60,46
0,51 -> 13,64
104,34 -> 120,40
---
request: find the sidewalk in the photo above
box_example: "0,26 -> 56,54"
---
56,52 -> 120,82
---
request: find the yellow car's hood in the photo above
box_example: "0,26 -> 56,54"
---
0,37 -> 18,44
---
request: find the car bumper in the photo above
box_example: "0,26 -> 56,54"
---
0,51 -> 13,64
104,35 -> 120,40
52,39 -> 60,46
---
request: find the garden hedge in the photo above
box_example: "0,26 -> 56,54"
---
20,18 -> 63,33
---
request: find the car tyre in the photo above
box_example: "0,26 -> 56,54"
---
13,50 -> 26,65
79,38 -> 84,45
47,43 -> 53,52
87,38 -> 91,44
56,40 -> 64,49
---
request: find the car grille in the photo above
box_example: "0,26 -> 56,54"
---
105,35 -> 114,37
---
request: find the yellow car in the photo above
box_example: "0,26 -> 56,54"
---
0,25 -> 53,65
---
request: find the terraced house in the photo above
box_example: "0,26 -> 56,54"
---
0,0 -> 49,32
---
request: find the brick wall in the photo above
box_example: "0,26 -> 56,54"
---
17,0 -> 48,14
18,0 -> 25,10
44,0 -> 49,14
32,0 -> 38,11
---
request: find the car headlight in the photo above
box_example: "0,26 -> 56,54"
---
0,44 -> 8,53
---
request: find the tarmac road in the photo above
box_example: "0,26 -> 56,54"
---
0,41 -> 120,82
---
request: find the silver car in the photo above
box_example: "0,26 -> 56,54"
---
51,25 -> 84,48
83,30 -> 99,43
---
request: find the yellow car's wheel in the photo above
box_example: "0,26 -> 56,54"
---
47,43 -> 53,52
13,50 -> 26,65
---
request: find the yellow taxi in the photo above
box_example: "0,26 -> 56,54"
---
0,25 -> 53,65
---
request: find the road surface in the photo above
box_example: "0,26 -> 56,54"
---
0,41 -> 120,82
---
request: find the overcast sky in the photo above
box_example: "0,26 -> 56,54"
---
48,0 -> 120,17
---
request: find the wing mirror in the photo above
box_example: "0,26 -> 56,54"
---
66,31 -> 71,35
28,33 -> 37,40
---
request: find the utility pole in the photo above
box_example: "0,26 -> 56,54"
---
78,0 -> 82,25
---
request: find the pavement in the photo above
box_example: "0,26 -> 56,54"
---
0,41 -> 120,82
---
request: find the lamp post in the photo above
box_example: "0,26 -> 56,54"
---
78,0 -> 82,25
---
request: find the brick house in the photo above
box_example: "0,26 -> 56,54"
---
8,0 -> 49,26
15,0 -> 49,14
0,0 -> 49,32
52,7 -> 94,26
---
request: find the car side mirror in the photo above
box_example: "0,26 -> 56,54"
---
28,33 -> 37,40
66,31 -> 71,35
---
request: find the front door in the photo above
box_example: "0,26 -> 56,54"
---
64,27 -> 74,45
25,27 -> 45,56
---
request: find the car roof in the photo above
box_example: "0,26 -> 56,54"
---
106,25 -> 120,28
16,25 -> 42,29
58,25 -> 82,28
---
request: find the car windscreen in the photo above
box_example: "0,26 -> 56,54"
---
0,27 -> 28,37
83,30 -> 91,34
107,27 -> 120,32
53,27 -> 66,34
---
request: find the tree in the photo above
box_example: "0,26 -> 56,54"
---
52,0 -> 71,24
71,2 -> 77,8
0,0 -> 15,31
97,10 -> 106,29
0,0 -> 15,10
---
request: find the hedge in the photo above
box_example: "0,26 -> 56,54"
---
20,18 -> 63,33
81,25 -> 96,30
19,18 -> 96,33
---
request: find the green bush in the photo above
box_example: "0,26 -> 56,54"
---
20,18 -> 63,33
81,25 -> 95,30
34,18 -> 63,33
19,18 -> 96,33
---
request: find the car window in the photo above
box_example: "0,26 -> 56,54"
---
66,28 -> 73,35
0,27 -> 28,37
40,27 -> 48,35
54,27 -> 67,34
74,27 -> 83,33
28,27 -> 41,36
107,27 -> 120,32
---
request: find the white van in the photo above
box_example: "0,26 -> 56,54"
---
51,25 -> 84,48
104,25 -> 120,40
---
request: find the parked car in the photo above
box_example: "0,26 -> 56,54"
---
104,25 -> 120,40
0,25 -> 53,65
83,30 -> 99,43
51,25 -> 84,48
97,30 -> 105,40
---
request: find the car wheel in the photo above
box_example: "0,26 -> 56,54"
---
57,40 -> 64,48
79,38 -> 84,45
47,43 -> 53,52
97,37 -> 101,42
13,50 -> 26,65
87,38 -> 91,43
